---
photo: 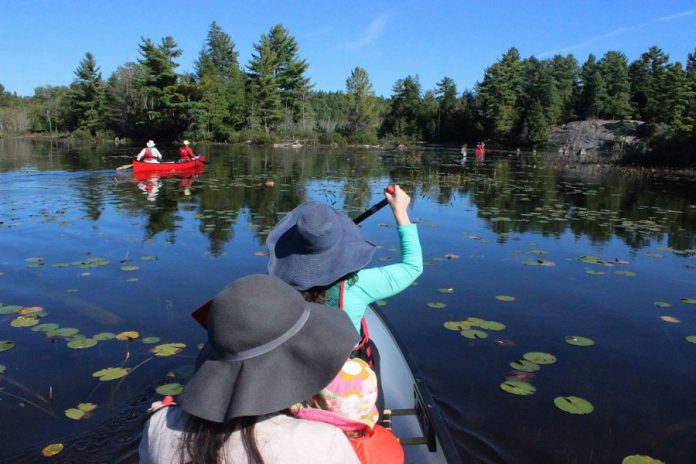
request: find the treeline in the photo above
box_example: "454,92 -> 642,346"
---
0,22 -> 694,162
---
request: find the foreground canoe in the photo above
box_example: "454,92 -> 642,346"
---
133,156 -> 205,173
365,305 -> 461,463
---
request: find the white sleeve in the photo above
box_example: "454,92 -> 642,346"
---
136,148 -> 146,161
153,148 -> 162,159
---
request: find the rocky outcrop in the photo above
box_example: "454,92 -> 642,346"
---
549,120 -> 648,163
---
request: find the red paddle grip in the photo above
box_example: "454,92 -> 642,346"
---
385,185 -> 395,194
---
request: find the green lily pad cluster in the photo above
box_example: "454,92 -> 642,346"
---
444,317 -> 506,340
51,257 -> 110,269
64,402 -> 97,420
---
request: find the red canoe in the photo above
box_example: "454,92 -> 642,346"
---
133,156 -> 205,173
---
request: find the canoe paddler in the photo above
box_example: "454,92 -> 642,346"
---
136,140 -> 162,164
178,140 -> 196,162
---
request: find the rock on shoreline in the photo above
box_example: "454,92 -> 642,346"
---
549,120 -> 647,163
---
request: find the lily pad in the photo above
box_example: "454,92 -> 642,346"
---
585,269 -> 605,276
660,316 -> 680,323
0,305 -> 22,314
140,255 -> 158,261
685,335 -> 696,344
127,278 -> 139,283
522,260 -> 555,267
0,341 -> 14,352
523,352 -> 557,365
32,323 -> 60,332
643,252 -> 664,258
92,332 -> 116,341
500,380 -> 536,396
460,329 -> 488,339
496,295 -> 516,302
565,335 -> 595,346
25,257 -> 43,263
579,255 -> 604,265
375,300 -> 387,307
53,328 -> 79,337
443,321 -> 464,331
92,367 -> 129,381
654,301 -> 671,308
65,408 -> 86,420
42,443 -> 64,457
67,338 -> 98,349
18,306 -> 43,315
437,288 -> 455,294
152,342 -> 186,357
444,253 -> 460,260
622,456 -> 665,464
156,383 -> 184,395
10,316 -> 39,327
614,270 -> 637,277
120,265 -> 140,272
78,402 -> 97,412
142,336 -> 161,344
427,302 -> 447,309
510,359 -> 540,373
553,396 -> 594,414
477,320 -> 506,331
115,331 -> 139,341
0,364 -> 5,374
526,249 -> 548,256
680,298 -> 696,304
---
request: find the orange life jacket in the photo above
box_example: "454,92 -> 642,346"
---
349,424 -> 404,464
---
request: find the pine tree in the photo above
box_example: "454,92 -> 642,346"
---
345,66 -> 376,139
435,77 -> 458,141
248,35 -> 283,133
476,48 -> 523,142
549,54 -> 579,120
599,51 -> 632,119
381,75 -> 422,138
663,62 -> 695,134
67,52 -> 105,135
578,54 -> 608,118
629,46 -> 669,122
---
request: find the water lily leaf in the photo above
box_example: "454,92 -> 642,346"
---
152,342 -> 186,357
0,305 -> 22,314
375,300 -> 387,307
53,328 -> 79,337
142,336 -> 160,344
496,295 -> 516,302
18,306 -> 43,315
654,301 -> 671,308
444,253 -> 460,260
77,403 -> 97,412
477,320 -> 506,331
254,250 -> 270,256
0,364 -> 5,374
622,455 -> 665,464
685,335 -> 696,344
614,270 -> 637,277
52,262 -> 71,268
437,288 -> 455,294
92,332 -> 115,341
643,253 -> 663,258
443,321 -> 463,331
140,255 -> 158,261
553,396 -> 594,414
64,408 -> 85,420
120,265 -> 140,271
500,380 -> 536,396
378,257 -> 392,262
660,316 -> 680,323
565,335 -> 595,346
523,352 -> 557,365
10,316 -> 39,327
41,443 -> 64,457
25,257 -> 43,263
156,383 -> 184,395
127,278 -> 139,282
115,331 -> 139,341
0,341 -> 14,352
427,302 -> 447,309
92,367 -> 129,381
585,269 -> 605,276
579,255 -> 604,265
67,338 -> 97,349
510,359 -> 540,373
526,249 -> 548,256
460,329 -> 488,339
680,298 -> 696,304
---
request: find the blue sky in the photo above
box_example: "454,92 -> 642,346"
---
1,0 -> 695,97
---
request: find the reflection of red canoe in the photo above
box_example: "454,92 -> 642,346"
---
133,156 -> 205,173
133,168 -> 203,182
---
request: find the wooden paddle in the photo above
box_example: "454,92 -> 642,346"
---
191,185 -> 396,328
116,164 -> 133,170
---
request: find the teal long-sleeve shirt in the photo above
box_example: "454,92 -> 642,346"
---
326,224 -> 423,332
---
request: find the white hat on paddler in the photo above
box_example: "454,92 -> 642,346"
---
146,140 -> 155,148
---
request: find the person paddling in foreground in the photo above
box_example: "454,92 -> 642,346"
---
266,185 -> 423,408
139,274 -> 361,464
136,140 -> 162,164
178,139 -> 196,162
291,358 -> 404,464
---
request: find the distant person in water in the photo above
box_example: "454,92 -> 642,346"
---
136,140 -> 162,164
179,140 -> 196,162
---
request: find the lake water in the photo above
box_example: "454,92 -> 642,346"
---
0,139 -> 694,463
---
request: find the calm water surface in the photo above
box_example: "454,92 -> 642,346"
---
1,139 -> 695,463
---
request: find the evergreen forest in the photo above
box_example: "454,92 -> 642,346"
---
0,22 -> 694,165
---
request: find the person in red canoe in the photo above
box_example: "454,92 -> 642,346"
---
136,140 -> 163,164
178,140 -> 196,162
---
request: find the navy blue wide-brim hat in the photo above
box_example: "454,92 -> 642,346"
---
266,201 -> 376,291
179,275 -> 359,423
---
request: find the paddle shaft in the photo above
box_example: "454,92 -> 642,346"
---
191,185 -> 396,328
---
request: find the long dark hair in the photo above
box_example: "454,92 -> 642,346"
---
179,414 -> 264,464
301,272 -> 358,304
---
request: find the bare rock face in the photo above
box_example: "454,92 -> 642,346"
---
550,120 -> 648,163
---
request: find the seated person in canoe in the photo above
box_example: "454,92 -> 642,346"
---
139,274 -> 360,464
178,140 -> 196,162
136,140 -> 162,163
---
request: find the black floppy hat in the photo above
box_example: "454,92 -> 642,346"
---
266,201 -> 376,291
178,274 -> 359,423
